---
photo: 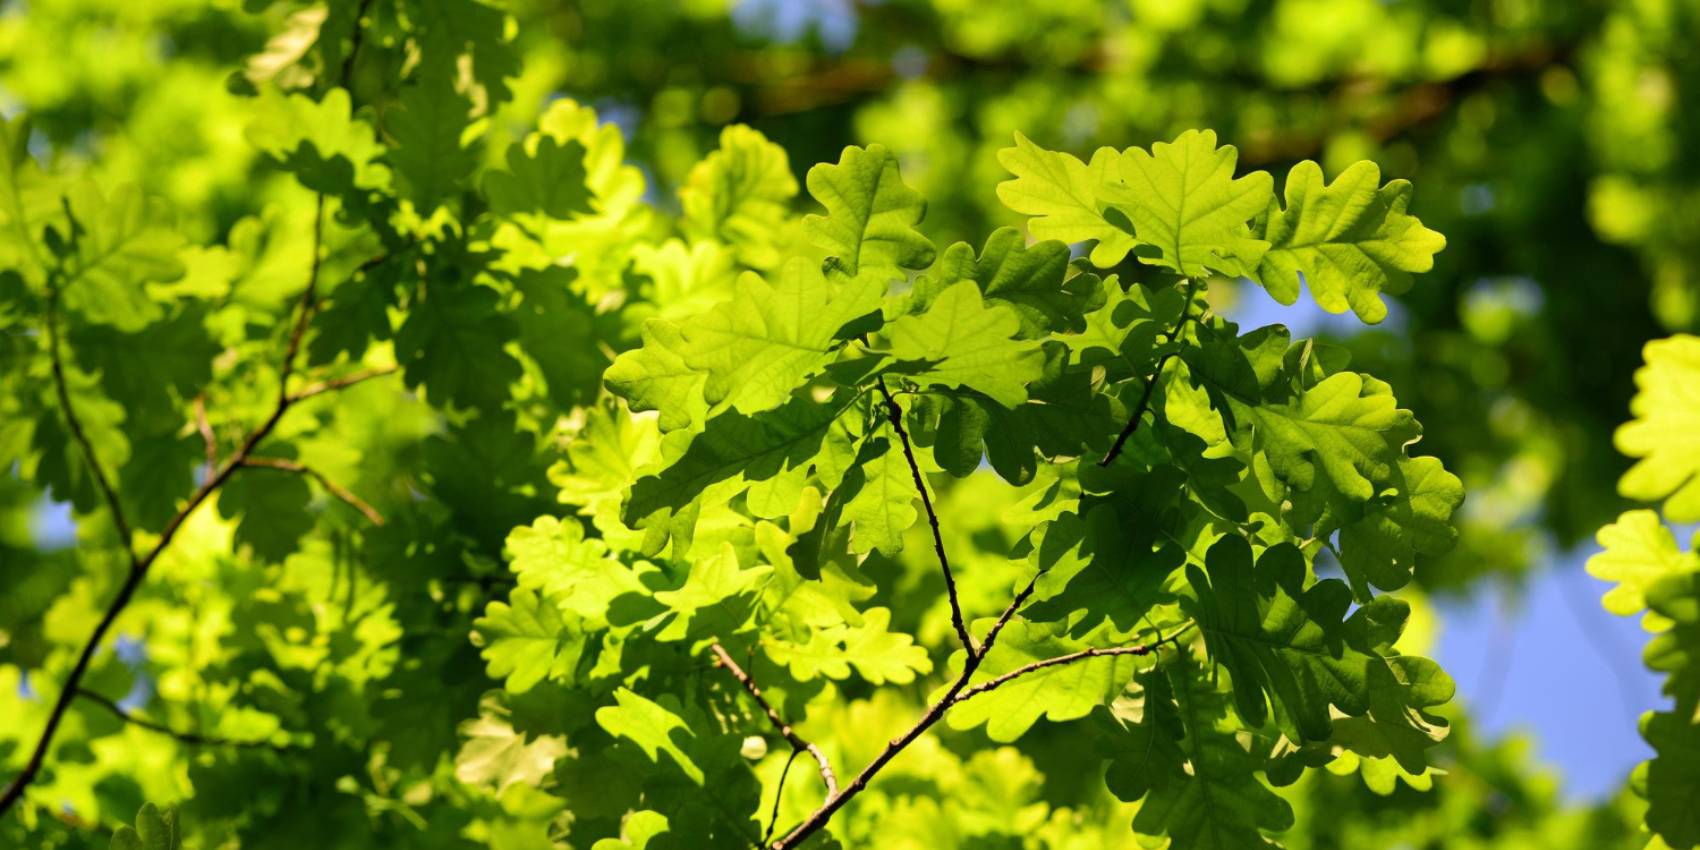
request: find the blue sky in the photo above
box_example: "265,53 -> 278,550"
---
1435,552 -> 1659,800
1222,279 -> 1661,800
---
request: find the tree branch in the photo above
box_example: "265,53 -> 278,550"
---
288,364 -> 397,402
769,595 -> 1191,850
765,746 -> 800,846
769,568 -> 1051,848
952,622 -> 1196,705
75,689 -> 292,751
0,194 -> 339,817
876,376 -> 976,657
711,642 -> 838,797
45,283 -> 136,564
770,282 -> 1206,846
240,456 -> 386,526
1100,277 -> 1201,468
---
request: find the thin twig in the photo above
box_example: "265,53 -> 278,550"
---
710,643 -> 837,797
240,456 -> 386,526
1100,277 -> 1201,468
75,689 -> 291,751
979,570 -> 1043,654
288,364 -> 398,402
953,623 -> 1196,705
45,284 -> 136,563
336,0 -> 377,93
764,748 -> 800,846
875,377 -> 976,657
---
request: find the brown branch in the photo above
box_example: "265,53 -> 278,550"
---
1100,277 -> 1200,468
240,456 -> 386,526
769,569 -> 1049,848
0,195 -> 337,817
75,688 -> 292,751
765,748 -> 801,846
287,364 -> 397,402
45,284 -> 136,563
952,622 -> 1196,705
710,642 -> 838,797
979,570 -> 1043,654
876,376 -> 976,657
769,615 -> 1191,849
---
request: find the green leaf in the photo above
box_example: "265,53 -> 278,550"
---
804,143 -> 935,277
885,281 -> 1045,408
1325,656 -> 1454,775
308,257 -> 398,364
1187,536 -> 1448,743
0,115 -> 59,281
596,688 -> 705,785
1099,673 -> 1187,805
651,543 -> 770,641
1588,509 -> 1700,620
1329,455 -> 1464,594
1642,710 -> 1700,850
110,803 -> 180,850
591,811 -> 671,850
455,692 -> 568,793
605,320 -> 711,434
246,87 -> 391,196
549,401 -> 665,542
681,125 -> 797,270
623,395 -> 856,532
680,258 -> 882,416
472,587 -> 589,692
58,181 -> 187,332
513,266 -> 608,409
70,306 -> 216,431
384,72 -> 478,212
394,280 -> 522,411
407,0 -> 520,108
118,433 -> 199,533
1071,276 -> 1184,381
1645,571 -> 1700,711
1099,129 -> 1273,278
995,132 -> 1135,268
947,620 -> 1144,742
506,516 -> 648,627
918,227 -> 1085,337
1252,160 -> 1444,324
1617,334 -> 1700,522
766,607 -> 932,685
839,437 -> 919,556
1208,366 -> 1419,503
217,460 -> 313,563
1021,504 -> 1180,637
485,135 -> 593,220
1113,662 -> 1295,850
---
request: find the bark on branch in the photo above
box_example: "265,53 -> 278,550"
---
710,642 -> 838,797
75,689 -> 293,751
876,376 -> 976,657
240,455 -> 386,526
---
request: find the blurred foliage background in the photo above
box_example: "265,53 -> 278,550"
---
2,0 -> 1696,846
14,0 -> 1694,585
